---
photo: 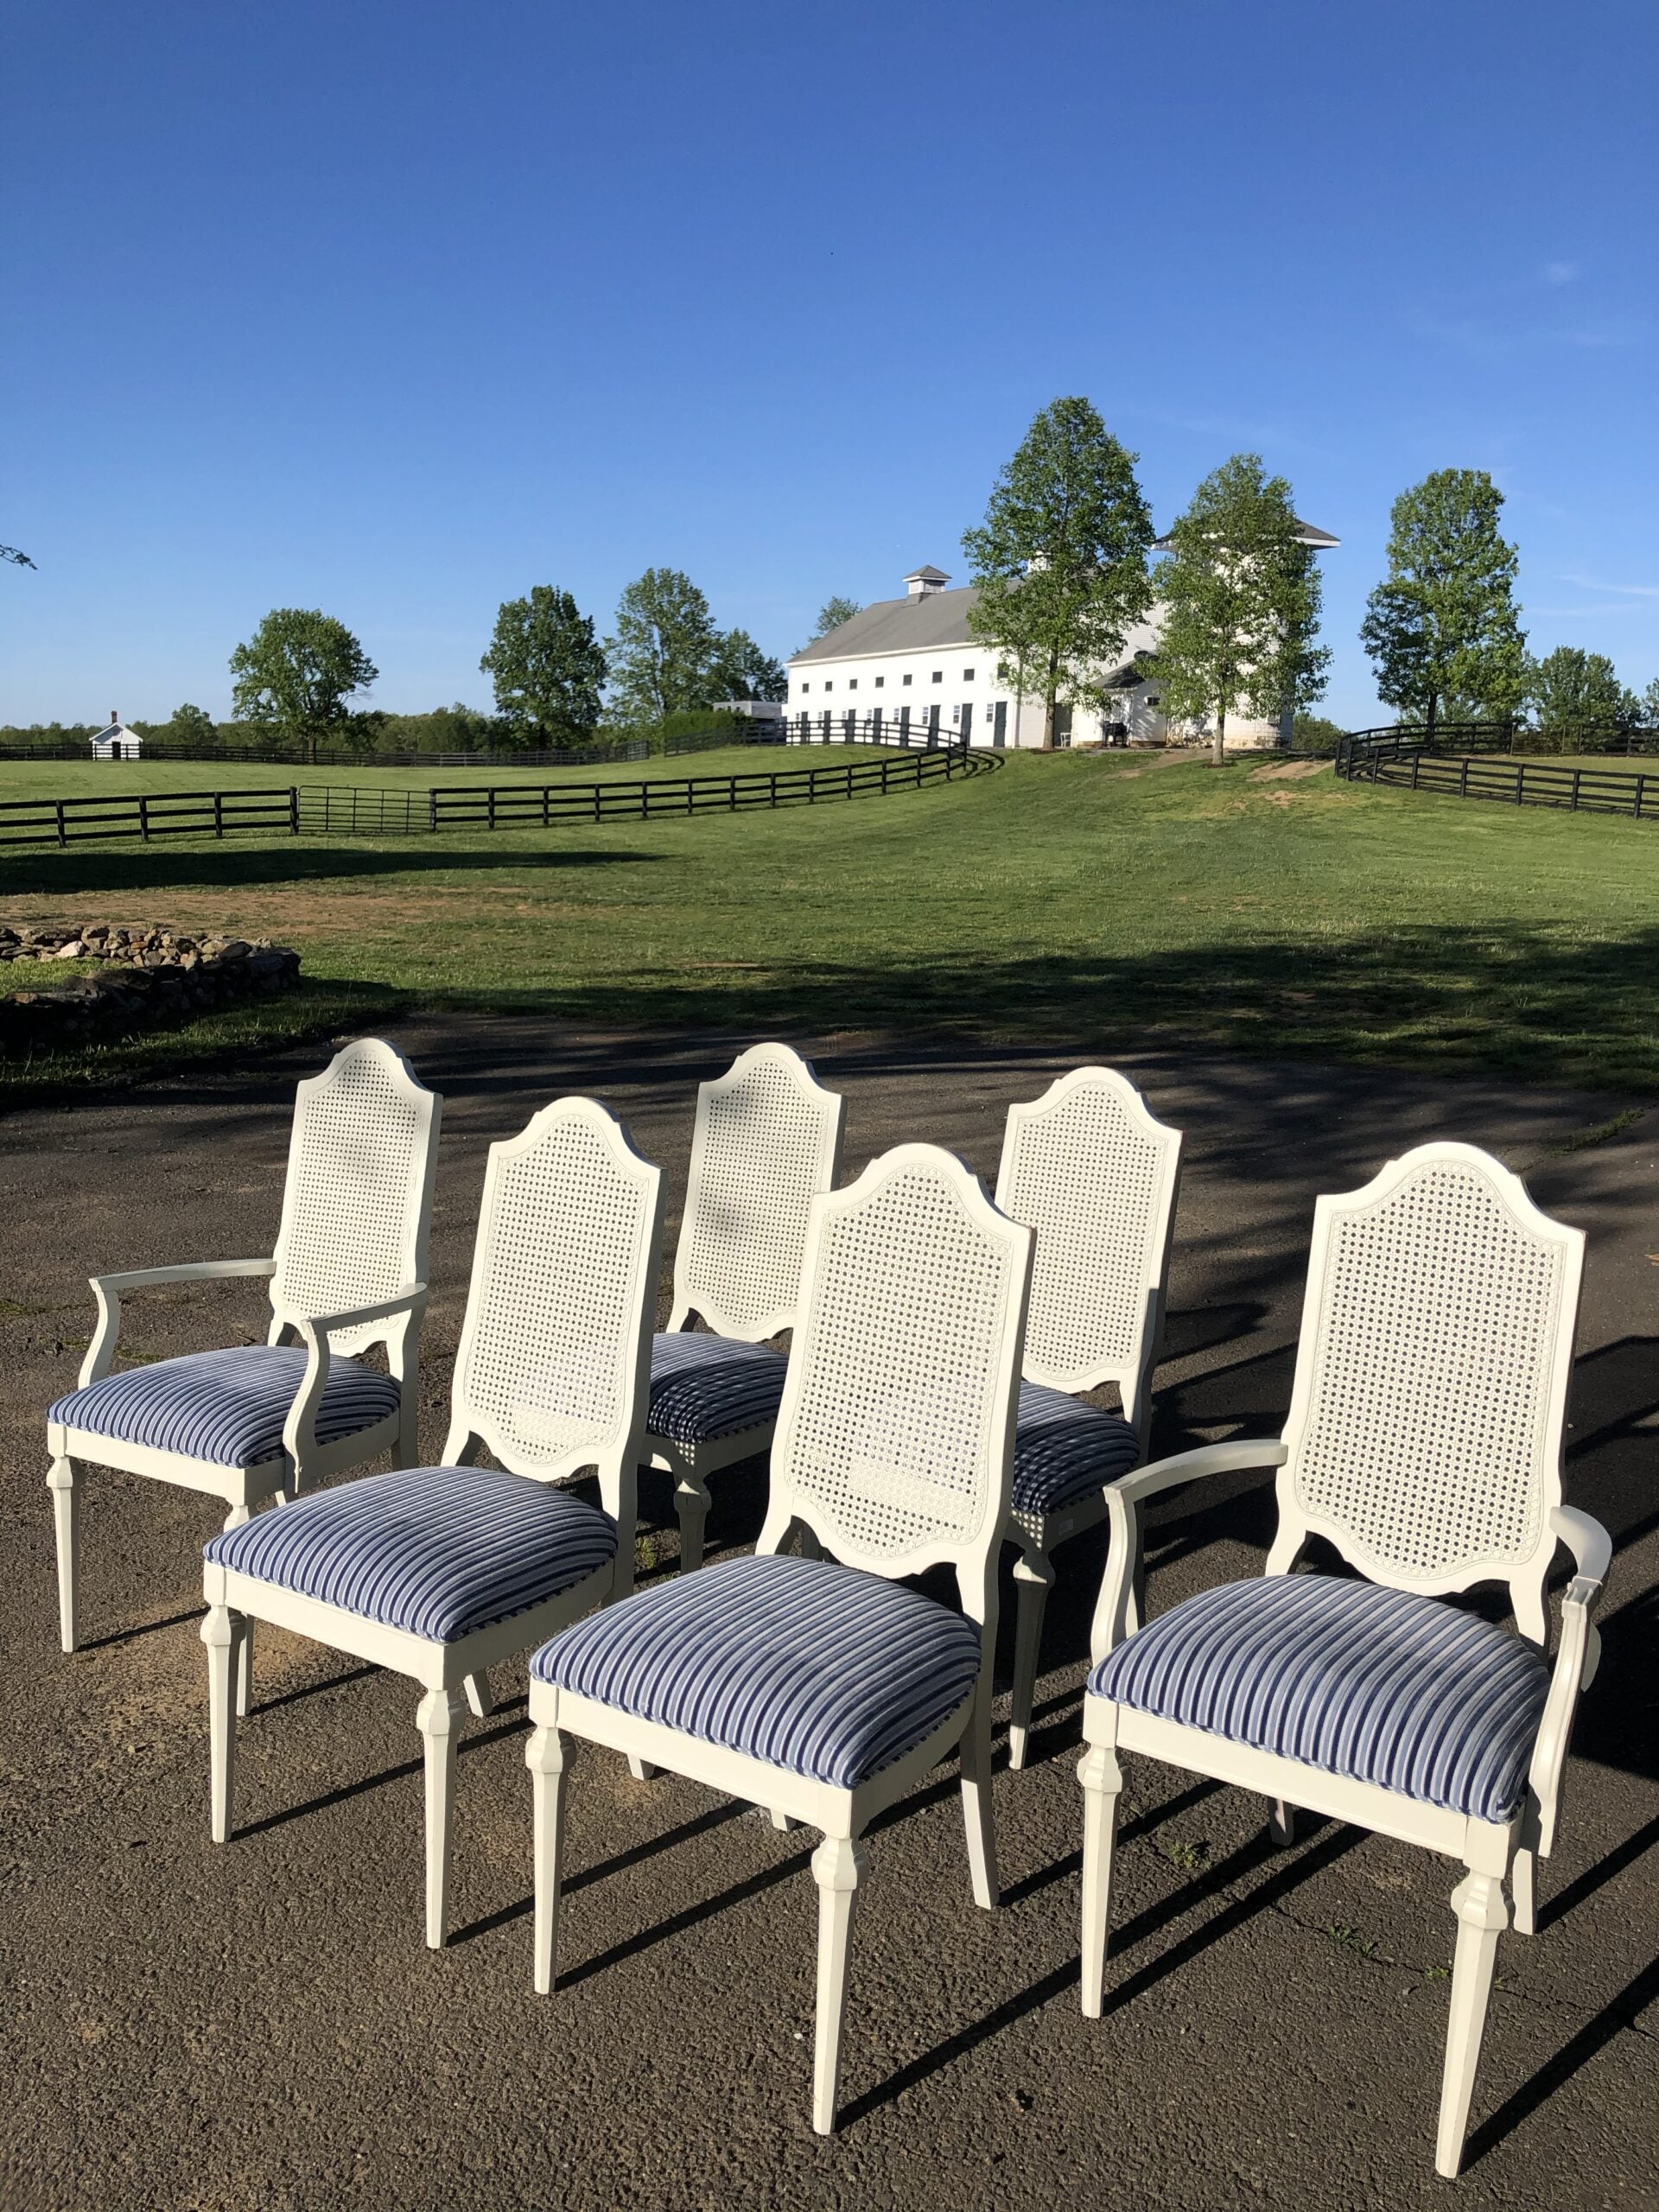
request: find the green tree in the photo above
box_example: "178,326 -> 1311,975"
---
1360,470 -> 1527,737
709,627 -> 787,702
480,585 -> 607,744
607,568 -> 720,722
1526,646 -> 1633,744
808,595 -> 861,644
1643,677 -> 1659,728
163,702 -> 218,746
229,607 -> 378,762
963,396 -> 1155,749
1153,454 -> 1331,764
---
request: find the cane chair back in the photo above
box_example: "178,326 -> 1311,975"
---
1269,1141 -> 1582,1644
671,1043 -> 846,1341
759,1145 -> 1033,1592
446,1098 -> 664,1483
995,1066 -> 1182,1423
269,1039 -> 441,1356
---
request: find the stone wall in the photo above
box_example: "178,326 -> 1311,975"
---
0,925 -> 302,1054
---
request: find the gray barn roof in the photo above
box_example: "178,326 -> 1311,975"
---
790,585 -> 983,664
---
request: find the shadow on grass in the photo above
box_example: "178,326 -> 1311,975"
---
0,841 -> 664,896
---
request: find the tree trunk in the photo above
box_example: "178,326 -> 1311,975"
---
1426,693 -> 1438,743
1040,646 -> 1060,751
1211,697 -> 1226,767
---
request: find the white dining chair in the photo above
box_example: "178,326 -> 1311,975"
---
48,1038 -> 441,1702
995,1066 -> 1183,1764
645,1041 -> 844,1570
524,1141 -> 1033,2133
199,1096 -> 665,1948
1077,1141 -> 1611,2177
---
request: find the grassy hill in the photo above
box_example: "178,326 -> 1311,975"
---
3,748 -> 1656,1098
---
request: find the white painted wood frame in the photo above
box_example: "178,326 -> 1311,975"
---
200,1095 -> 666,1948
647,1042 -> 845,1572
1077,1141 -> 1611,2178
48,1038 -> 442,1683
995,1066 -> 1183,1766
528,1141 -> 1034,2133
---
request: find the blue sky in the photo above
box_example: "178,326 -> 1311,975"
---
4,0 -> 1656,726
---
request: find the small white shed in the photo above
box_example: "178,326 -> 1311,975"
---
91,714 -> 143,760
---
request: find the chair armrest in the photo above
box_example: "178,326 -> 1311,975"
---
281,1284 -> 428,1471
1090,1437 -> 1289,1663
1528,1506 -> 1612,1856
80,1259 -> 277,1386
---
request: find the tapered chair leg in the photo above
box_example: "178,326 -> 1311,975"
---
1007,1550 -> 1055,1770
527,1723 -> 568,1994
1268,1799 -> 1296,1847
1436,1867 -> 1509,2178
958,1674 -> 999,1909
464,1669 -> 495,1719
673,1474 -> 709,1575
1078,1737 -> 1124,2018
221,1503 -> 256,1716
202,1605 -> 245,1842
48,1456 -> 79,1655
810,1834 -> 868,2135
416,1687 -> 463,1949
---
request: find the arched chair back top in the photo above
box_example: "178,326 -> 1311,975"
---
270,1037 -> 442,1357
759,1144 -> 1033,1604
670,1042 -> 846,1341
1268,1141 -> 1583,1644
995,1065 -> 1182,1429
444,1098 -> 665,1489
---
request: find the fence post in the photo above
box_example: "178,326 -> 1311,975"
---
1459,758 -> 1470,799
140,795 -> 151,843
289,787 -> 300,836
429,787 -> 438,833
213,791 -> 225,839
1571,768 -> 1581,811
56,798 -> 67,848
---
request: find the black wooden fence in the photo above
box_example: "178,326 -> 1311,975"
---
0,744 -> 990,850
1335,727 -> 1658,818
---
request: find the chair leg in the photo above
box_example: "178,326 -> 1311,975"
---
526,1724 -> 567,1994
463,1669 -> 495,1719
627,1755 -> 658,1782
201,1605 -> 246,1842
416,1687 -> 463,1949
770,1808 -> 799,1832
1007,1549 -> 1055,1770
1510,1843 -> 1537,1936
673,1472 -> 709,1575
221,1503 -> 256,1717
810,1834 -> 868,2135
1078,1738 -> 1123,2018
48,1456 -> 79,1654
1436,1867 -> 1509,2178
1268,1799 -> 1296,1847
958,1673 -> 999,1910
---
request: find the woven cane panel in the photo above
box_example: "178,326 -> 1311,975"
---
460,1116 -> 648,1472
275,1052 -> 427,1354
1294,1160 -> 1562,1580
1002,1083 -> 1166,1382
681,1056 -> 837,1334
784,1169 -> 1012,1560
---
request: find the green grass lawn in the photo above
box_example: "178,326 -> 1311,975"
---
3,749 -> 1656,1100
0,746 -> 785,802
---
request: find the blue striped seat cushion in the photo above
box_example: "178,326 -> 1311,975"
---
50,1345 -> 401,1468
1090,1576 -> 1550,1824
531,1552 -> 982,1788
646,1332 -> 787,1448
1013,1382 -> 1141,1514
204,1465 -> 617,1643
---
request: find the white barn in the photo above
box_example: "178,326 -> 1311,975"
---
90,713 -> 143,760
786,525 -> 1338,751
